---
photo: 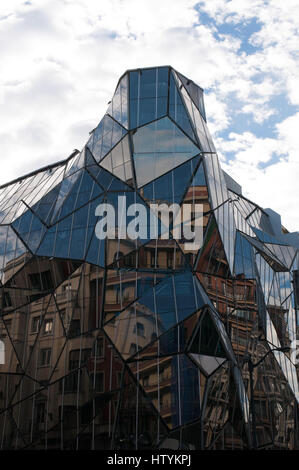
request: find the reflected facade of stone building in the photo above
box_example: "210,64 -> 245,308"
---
0,66 -> 298,450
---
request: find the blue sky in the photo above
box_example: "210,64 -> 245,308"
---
0,0 -> 298,231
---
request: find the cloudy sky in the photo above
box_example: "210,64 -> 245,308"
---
0,0 -> 298,231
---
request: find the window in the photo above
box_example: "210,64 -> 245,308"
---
29,270 -> 53,291
116,371 -> 122,387
68,319 -> 81,338
133,322 -> 145,337
129,343 -> 137,355
31,317 -> 41,334
150,250 -> 158,268
69,349 -> 91,371
59,406 -> 76,428
62,284 -> 72,292
39,348 -> 51,367
2,319 -> 12,337
43,319 -> 53,335
34,402 -> 46,425
93,336 -> 104,358
142,375 -> 149,387
61,371 -> 80,393
90,372 -> 104,393
167,251 -> 173,269
151,332 -> 157,342
3,292 -> 12,308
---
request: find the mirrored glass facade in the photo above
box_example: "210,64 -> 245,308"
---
0,66 -> 298,450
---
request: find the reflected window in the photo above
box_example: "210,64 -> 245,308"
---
29,270 -> 53,290
133,322 -> 145,337
39,348 -> 51,367
129,343 -> 137,355
93,336 -> 104,358
68,319 -> 81,338
90,371 -> 104,393
3,292 -> 12,308
151,332 -> 157,341
43,318 -> 53,335
34,401 -> 46,425
31,316 -> 41,334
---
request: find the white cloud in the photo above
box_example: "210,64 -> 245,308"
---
221,112 -> 299,232
0,0 -> 298,230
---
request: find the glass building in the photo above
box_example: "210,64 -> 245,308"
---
0,66 -> 298,450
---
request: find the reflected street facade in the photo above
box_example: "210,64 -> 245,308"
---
0,66 -> 298,450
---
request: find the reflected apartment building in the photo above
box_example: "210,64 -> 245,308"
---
0,66 -> 298,450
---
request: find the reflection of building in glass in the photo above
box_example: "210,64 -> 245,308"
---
0,66 -> 298,450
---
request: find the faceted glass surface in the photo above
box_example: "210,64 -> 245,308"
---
0,66 -> 297,451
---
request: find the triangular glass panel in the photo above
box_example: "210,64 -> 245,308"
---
244,234 -> 288,272
50,167 -> 82,223
264,243 -> 295,270
195,216 -> 231,278
128,354 -> 202,429
176,71 -> 206,121
103,269 -> 165,325
31,183 -> 61,226
127,308 -> 204,360
104,272 -> 205,360
129,67 -> 168,129
107,73 -> 128,129
251,226 -> 289,246
140,156 -> 201,206
189,354 -> 226,376
85,147 -> 132,192
175,160 -> 211,265
169,71 -> 197,143
87,114 -> 127,163
51,169 -> 104,224
37,196 -> 103,261
100,135 -> 133,186
132,117 -> 201,187
174,72 -> 215,153
115,367 -> 168,445
234,232 -> 255,279
0,226 -> 28,284
64,149 -> 85,178
85,232 -> 105,268
12,208 -> 47,254
188,310 -> 227,359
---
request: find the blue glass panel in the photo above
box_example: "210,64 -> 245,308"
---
133,117 -> 200,187
87,115 -> 127,163
190,311 -> 226,357
169,72 -> 196,142
129,67 -> 168,129
141,156 -> 200,205
136,272 -> 204,332
52,170 -> 103,223
37,198 -> 102,261
158,323 -> 187,355
174,272 -> 204,322
31,183 -> 61,225
251,226 -> 288,245
85,233 -> 105,267
177,71 -> 206,121
191,161 -> 206,187
50,170 -> 82,223
234,232 -> 255,278
0,226 -> 27,282
86,148 -> 131,192
12,210 -> 46,253
170,355 -> 201,427
107,73 -> 128,129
